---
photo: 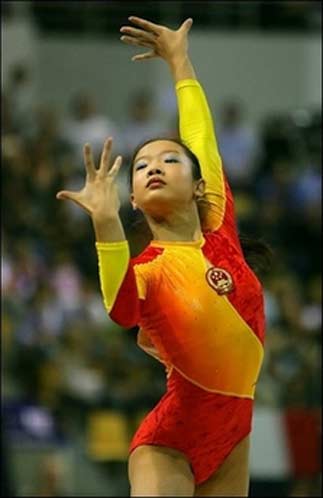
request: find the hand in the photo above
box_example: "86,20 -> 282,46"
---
56,138 -> 123,220
120,16 -> 193,64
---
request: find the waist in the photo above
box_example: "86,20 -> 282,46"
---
166,369 -> 254,413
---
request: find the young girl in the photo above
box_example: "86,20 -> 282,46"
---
57,16 -> 267,497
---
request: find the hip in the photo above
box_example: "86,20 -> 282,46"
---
130,368 -> 253,450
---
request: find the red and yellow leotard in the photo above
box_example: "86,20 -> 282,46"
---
96,79 -> 265,484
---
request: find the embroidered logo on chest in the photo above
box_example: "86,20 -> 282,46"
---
205,267 -> 234,295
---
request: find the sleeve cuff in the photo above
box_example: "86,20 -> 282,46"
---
175,79 -> 201,91
95,240 -> 129,251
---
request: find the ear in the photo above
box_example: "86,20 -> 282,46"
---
194,178 -> 206,200
130,193 -> 137,210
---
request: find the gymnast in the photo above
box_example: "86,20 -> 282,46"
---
57,16 -> 270,496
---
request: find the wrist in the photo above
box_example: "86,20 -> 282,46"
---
168,54 -> 197,83
167,52 -> 189,69
91,214 -> 126,243
91,212 -> 119,224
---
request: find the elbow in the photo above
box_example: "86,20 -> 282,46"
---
109,300 -> 140,329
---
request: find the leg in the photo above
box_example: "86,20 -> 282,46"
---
128,444 -> 195,497
194,435 -> 250,497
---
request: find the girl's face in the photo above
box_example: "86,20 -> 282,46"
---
131,140 -> 203,216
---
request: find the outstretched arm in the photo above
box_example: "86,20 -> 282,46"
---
56,138 -> 141,327
120,17 -> 239,239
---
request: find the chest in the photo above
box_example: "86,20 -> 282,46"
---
149,237 -> 259,305
137,236 -> 265,343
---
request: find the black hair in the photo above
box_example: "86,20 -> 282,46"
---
129,137 -> 273,278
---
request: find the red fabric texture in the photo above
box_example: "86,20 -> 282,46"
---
202,230 -> 265,345
109,263 -> 140,328
110,246 -> 164,328
132,245 -> 164,266
129,369 -> 253,485
221,175 -> 243,251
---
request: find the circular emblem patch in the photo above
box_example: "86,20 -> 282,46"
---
206,267 -> 234,295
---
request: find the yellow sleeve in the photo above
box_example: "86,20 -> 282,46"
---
95,240 -> 130,313
175,79 -> 226,231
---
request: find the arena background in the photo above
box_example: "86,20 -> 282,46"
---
2,1 -> 321,496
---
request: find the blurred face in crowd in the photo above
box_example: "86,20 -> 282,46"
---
221,101 -> 243,128
71,94 -> 96,120
130,91 -> 154,122
130,139 -> 204,219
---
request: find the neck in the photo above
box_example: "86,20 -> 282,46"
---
145,203 -> 203,242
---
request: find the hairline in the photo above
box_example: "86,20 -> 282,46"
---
132,139 -> 191,164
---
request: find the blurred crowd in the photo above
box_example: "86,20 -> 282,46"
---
3,1 -> 321,34
2,61 -> 321,493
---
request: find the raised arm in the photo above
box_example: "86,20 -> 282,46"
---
56,138 -> 141,327
120,16 -> 240,240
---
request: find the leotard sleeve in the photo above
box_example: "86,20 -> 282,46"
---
176,79 -> 241,249
96,241 -> 144,328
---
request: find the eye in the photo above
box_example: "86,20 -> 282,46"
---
135,162 -> 147,171
164,157 -> 179,164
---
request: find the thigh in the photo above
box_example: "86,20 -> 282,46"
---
194,435 -> 250,497
129,444 -> 195,497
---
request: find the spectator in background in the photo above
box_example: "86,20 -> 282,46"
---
300,275 -> 321,337
257,113 -> 305,177
5,62 -> 36,137
122,89 -> 168,162
2,92 -> 14,135
61,92 -> 121,167
51,251 -> 83,317
1,429 -> 15,497
35,453 -> 67,497
28,105 -> 72,162
217,98 -> 260,189
290,160 -> 321,222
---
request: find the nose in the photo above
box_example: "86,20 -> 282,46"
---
146,166 -> 164,177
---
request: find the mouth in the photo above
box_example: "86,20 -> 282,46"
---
146,178 -> 166,188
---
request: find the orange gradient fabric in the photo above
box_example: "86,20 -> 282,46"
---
135,239 -> 264,398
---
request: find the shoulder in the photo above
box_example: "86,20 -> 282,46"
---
131,245 -> 165,289
203,229 -> 243,259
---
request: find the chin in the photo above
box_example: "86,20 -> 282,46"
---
141,195 -> 177,218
